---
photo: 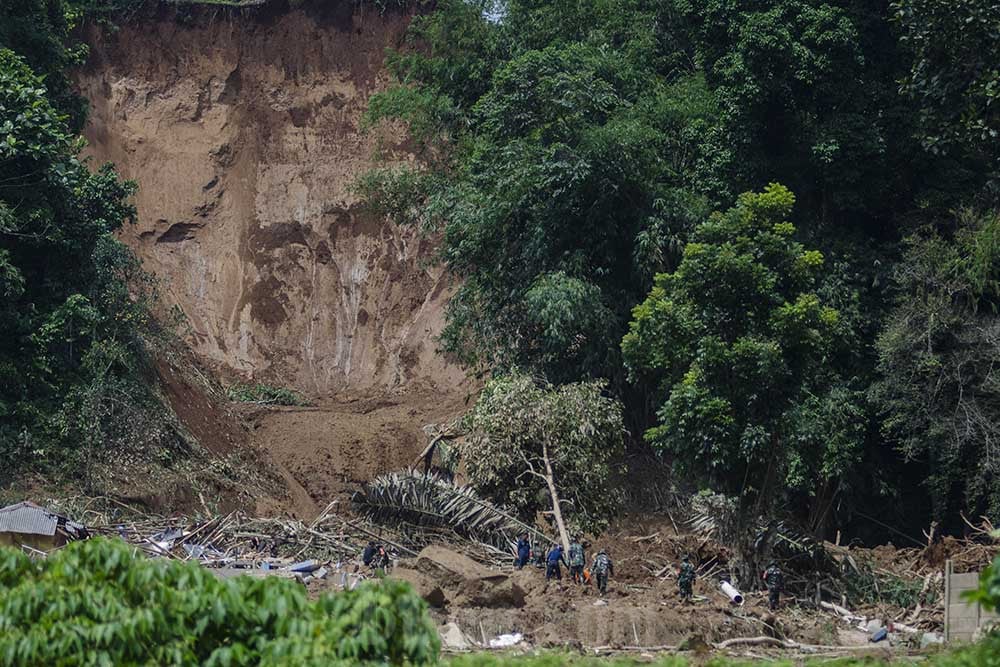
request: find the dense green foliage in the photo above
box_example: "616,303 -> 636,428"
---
621,184 -> 846,515
462,371 -> 625,533
970,549 -> 1000,613
0,538 -> 439,666
0,0 -> 183,484
363,0 -> 1000,538
873,210 -> 1000,518
894,0 -> 1000,175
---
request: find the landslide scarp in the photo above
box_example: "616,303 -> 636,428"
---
75,3 -> 471,513
78,4 -> 465,398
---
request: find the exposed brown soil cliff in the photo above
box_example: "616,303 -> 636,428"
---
78,6 -> 465,398
76,5 -> 471,514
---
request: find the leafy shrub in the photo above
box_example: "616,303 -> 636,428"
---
844,564 -> 929,609
226,382 -> 308,406
968,552 -> 1000,613
0,538 -> 439,666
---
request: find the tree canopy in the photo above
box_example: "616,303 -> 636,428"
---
622,183 -> 844,512
363,0 -> 1000,538
0,1 -> 174,485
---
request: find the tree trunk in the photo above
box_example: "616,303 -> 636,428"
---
541,440 -> 572,554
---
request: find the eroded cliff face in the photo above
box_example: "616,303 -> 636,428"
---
78,6 -> 464,397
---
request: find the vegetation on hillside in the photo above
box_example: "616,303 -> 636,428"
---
0,0 -> 185,486
362,0 -> 1000,541
2,0 -> 999,560
226,382 -> 309,406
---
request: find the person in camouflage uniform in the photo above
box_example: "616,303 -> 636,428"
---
762,561 -> 783,610
677,554 -> 695,601
592,549 -> 613,596
568,536 -> 586,584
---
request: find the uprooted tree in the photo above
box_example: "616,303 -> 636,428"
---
461,371 -> 625,551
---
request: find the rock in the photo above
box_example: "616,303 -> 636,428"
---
439,623 -> 474,650
414,545 -> 526,609
393,566 -> 451,608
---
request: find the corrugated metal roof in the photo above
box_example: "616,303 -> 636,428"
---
0,501 -> 59,536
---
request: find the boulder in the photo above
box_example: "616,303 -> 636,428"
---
439,622 -> 475,650
398,545 -> 526,609
394,566 -> 450,608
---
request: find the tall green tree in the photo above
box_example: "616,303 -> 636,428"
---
622,184 -> 852,565
363,10 -> 726,386
0,38 -> 157,477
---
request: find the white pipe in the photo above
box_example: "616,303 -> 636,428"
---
721,580 -> 744,604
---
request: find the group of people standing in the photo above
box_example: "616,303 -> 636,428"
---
514,533 -> 615,596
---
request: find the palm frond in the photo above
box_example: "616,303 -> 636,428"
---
352,471 -> 553,551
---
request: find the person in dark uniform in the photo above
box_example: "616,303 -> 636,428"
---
515,533 -> 531,569
762,561 -> 784,610
546,544 -> 567,580
592,549 -> 614,596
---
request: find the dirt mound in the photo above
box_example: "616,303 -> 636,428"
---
396,545 -> 527,610
77,6 -> 466,398
245,386 -> 468,507
401,542 -> 814,651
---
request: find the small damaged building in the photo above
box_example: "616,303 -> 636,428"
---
0,501 -> 88,553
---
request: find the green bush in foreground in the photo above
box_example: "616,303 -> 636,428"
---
0,538 -> 439,666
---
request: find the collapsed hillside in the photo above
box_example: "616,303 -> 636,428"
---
75,4 -> 473,511
78,5 -> 465,398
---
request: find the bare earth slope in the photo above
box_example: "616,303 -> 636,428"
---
77,5 -> 470,513
78,5 -> 464,396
